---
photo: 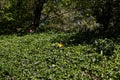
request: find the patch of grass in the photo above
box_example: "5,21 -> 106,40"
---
0,32 -> 120,79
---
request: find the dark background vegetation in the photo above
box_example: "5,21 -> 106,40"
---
0,0 -> 120,37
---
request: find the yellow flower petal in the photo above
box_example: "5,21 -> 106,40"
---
58,43 -> 63,48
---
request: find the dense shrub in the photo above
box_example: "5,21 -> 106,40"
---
93,38 -> 115,56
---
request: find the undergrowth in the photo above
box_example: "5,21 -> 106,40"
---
0,32 -> 120,79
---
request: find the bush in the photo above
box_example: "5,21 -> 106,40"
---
93,38 -> 115,56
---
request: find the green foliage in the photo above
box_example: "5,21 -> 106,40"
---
0,0 -> 120,36
93,38 -> 115,56
0,32 -> 120,79
0,0 -> 33,34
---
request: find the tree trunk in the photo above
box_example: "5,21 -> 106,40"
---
102,0 -> 112,31
33,0 -> 46,29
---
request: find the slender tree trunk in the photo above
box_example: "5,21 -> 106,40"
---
102,0 -> 112,31
33,0 -> 46,29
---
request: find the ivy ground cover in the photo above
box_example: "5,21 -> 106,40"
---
0,32 -> 120,80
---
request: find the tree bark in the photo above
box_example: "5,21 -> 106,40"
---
102,0 -> 112,31
33,0 -> 46,29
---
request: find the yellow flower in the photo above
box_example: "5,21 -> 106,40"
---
58,43 -> 63,48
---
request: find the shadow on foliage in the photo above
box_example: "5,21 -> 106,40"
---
66,27 -> 120,45
66,30 -> 100,45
